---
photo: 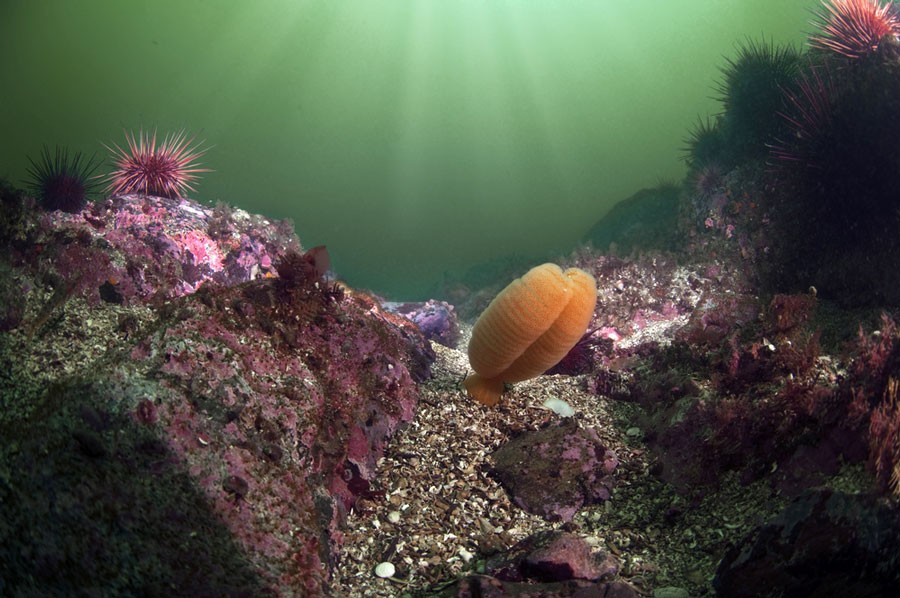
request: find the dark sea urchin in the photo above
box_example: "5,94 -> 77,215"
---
768,66 -> 836,166
25,145 -> 102,213
715,38 -> 803,162
105,129 -> 209,199
682,116 -> 726,169
762,1 -> 900,306
810,0 -> 900,58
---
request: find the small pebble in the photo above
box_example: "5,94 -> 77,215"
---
626,426 -> 642,437
374,562 -> 395,578
387,510 -> 401,524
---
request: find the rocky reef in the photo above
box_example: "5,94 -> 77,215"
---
3,168 -> 900,596
0,191 -> 433,595
5,4 -> 900,595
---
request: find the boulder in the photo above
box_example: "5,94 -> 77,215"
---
490,419 -> 618,522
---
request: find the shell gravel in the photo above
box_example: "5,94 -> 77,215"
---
331,327 -> 869,597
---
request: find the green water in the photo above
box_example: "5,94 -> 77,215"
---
1,0 -> 819,298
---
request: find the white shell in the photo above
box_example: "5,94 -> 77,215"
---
374,561 -> 395,578
542,397 -> 575,417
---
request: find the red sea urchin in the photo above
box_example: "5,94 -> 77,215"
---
104,129 -> 209,198
810,0 -> 900,58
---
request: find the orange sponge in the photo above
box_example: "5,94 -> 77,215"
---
464,263 -> 597,406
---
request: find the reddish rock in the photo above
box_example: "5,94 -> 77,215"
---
490,419 -> 618,522
8,193 -> 298,308
486,530 -> 619,583
0,193 -> 433,595
522,532 -> 616,582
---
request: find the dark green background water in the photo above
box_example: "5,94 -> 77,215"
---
1,0 -> 819,298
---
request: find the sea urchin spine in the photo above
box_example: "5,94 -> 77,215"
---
810,0 -> 900,58
769,67 -> 836,167
104,129 -> 210,199
25,145 -> 102,213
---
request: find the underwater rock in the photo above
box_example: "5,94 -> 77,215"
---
0,263 -> 27,332
430,575 -> 638,598
774,438 -> 842,497
544,327 -> 615,376
713,489 -> 900,597
490,419 -> 617,522
485,530 -> 619,583
674,290 -> 760,349
582,183 -> 681,255
429,529 -> 629,597
0,192 -> 432,594
6,193 -> 297,306
383,299 -> 461,348
0,381 -> 268,595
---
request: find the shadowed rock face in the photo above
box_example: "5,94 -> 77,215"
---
432,575 -> 639,598
490,419 -> 618,522
714,489 -> 900,598
582,184 -> 681,256
0,193 -> 433,594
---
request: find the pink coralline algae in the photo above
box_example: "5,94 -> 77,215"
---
12,193 -> 297,306
0,193 -> 433,595
127,256 -> 431,589
490,419 -> 618,522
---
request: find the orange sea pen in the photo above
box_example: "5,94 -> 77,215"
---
464,263 -> 598,407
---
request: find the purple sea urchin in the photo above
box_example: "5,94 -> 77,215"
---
691,162 -> 726,198
105,129 -> 209,199
682,116 -> 725,169
715,38 -> 803,162
25,145 -> 102,213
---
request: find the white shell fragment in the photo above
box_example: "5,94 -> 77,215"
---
542,397 -> 575,417
374,561 -> 395,578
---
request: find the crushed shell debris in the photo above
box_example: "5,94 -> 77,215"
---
332,336 -> 853,596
